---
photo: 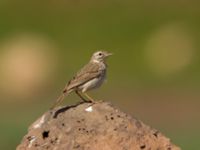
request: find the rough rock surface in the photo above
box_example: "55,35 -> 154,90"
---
17,101 -> 181,150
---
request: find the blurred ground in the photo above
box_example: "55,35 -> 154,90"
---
0,0 -> 200,149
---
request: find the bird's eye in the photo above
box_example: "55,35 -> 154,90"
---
99,53 -> 102,56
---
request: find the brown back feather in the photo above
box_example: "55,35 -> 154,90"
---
64,62 -> 103,92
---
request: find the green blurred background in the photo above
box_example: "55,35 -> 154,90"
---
0,0 -> 200,149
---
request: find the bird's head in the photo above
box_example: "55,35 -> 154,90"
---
91,50 -> 112,63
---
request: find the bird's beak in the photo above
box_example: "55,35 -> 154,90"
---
105,52 -> 113,57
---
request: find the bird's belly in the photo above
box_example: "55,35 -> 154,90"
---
80,75 -> 105,92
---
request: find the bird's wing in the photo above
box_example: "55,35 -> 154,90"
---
65,62 -> 102,91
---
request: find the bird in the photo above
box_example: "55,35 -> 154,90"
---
50,50 -> 112,109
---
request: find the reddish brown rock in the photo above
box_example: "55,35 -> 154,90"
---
17,101 -> 181,150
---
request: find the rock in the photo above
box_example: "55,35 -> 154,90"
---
17,101 -> 181,150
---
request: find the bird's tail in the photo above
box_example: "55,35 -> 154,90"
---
50,89 -> 69,110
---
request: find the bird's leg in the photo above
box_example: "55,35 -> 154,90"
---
83,92 -> 96,103
75,90 -> 89,102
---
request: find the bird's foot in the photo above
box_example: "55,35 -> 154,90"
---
88,99 -> 104,104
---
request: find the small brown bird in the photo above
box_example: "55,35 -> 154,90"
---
51,50 -> 112,109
